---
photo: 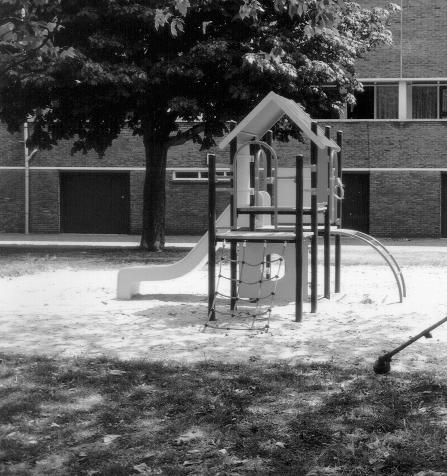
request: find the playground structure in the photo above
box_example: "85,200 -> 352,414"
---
116,91 -> 405,325
206,91 -> 405,324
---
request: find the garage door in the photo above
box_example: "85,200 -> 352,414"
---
60,172 -> 130,234
442,174 -> 447,238
342,172 -> 370,233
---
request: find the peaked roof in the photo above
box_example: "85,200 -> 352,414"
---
218,91 -> 341,152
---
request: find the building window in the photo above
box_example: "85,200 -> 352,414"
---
348,83 -> 398,119
172,168 -> 231,182
348,85 -> 374,119
376,84 -> 399,119
440,86 -> 447,118
411,82 -> 447,119
412,85 -> 437,118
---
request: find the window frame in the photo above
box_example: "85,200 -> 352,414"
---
347,82 -> 399,120
410,81 -> 447,119
172,168 -> 232,182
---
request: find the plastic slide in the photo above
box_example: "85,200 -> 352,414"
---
116,206 -> 230,299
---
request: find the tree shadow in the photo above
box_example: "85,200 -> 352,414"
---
132,293 -> 207,303
1,353 -> 447,475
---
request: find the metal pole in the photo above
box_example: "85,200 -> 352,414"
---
23,121 -> 38,235
374,314 -> 447,374
229,127 -> 238,311
295,155 -> 304,322
24,122 -> 30,234
208,153 -> 216,321
386,315 -> 447,359
310,122 -> 318,313
324,126 -> 331,299
335,131 -> 343,293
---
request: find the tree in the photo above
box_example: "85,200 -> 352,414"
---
0,0 -> 71,83
0,0 -> 398,250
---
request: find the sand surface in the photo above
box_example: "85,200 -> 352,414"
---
2,244 -> 447,372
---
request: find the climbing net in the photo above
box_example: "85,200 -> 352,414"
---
204,240 -> 287,331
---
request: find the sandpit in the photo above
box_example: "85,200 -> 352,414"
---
1,243 -> 447,373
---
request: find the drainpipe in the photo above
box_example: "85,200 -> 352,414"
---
23,121 -> 38,234
400,0 -> 403,79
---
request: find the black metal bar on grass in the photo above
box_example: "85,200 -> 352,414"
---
374,315 -> 447,374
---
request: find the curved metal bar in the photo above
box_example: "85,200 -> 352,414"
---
331,229 -> 404,303
336,229 -> 406,298
347,230 -> 406,298
235,140 -> 278,163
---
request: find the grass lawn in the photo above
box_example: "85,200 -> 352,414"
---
1,353 -> 447,475
1,245 -> 447,474
0,248 -> 185,279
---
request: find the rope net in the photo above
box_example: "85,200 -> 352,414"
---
204,240 -> 287,331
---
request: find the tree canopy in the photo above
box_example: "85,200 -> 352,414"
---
0,0 -> 399,249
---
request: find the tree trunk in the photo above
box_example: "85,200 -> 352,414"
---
140,129 -> 169,251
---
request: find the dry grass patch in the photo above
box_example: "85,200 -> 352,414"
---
0,354 -> 447,475
0,247 -> 188,278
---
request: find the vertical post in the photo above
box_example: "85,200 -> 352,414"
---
398,80 -> 407,120
249,144 -> 255,231
264,131 -> 273,198
208,153 -> 216,321
263,131 -> 273,279
23,121 -> 38,235
335,131 -> 343,293
24,122 -> 30,234
324,126 -> 331,299
295,154 -> 304,322
310,122 -> 318,313
229,127 -> 238,310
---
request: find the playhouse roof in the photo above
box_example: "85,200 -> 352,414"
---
218,91 -> 341,152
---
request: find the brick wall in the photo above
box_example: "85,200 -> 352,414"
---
29,124 -> 227,169
401,0 -> 447,77
357,0 -> 447,78
370,171 -> 441,237
0,126 -> 23,166
317,121 -> 447,169
0,170 -> 25,232
165,180 -> 229,234
32,128 -> 146,168
356,0 -> 402,78
29,170 -> 60,233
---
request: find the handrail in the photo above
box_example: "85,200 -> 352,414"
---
346,230 -> 406,298
331,229 -> 404,303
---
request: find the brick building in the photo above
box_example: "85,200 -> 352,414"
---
1,0 -> 447,237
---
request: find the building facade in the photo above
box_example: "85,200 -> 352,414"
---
331,0 -> 447,237
1,0 -> 447,237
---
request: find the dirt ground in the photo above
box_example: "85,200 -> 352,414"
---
1,242 -> 447,373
